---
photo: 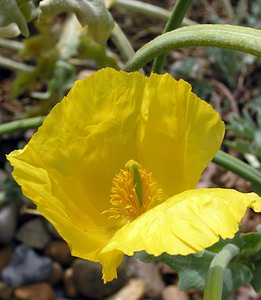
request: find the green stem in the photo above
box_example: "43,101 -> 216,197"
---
0,55 -> 34,72
235,0 -> 247,24
222,0 -> 235,21
213,150 -> 261,188
124,24 -> 261,72
0,116 -> 45,136
110,21 -> 136,62
203,244 -> 239,300
57,14 -> 81,60
152,0 -> 193,73
0,38 -> 23,51
114,0 -> 196,25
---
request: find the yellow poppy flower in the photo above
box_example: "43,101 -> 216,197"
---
7,68 -> 261,283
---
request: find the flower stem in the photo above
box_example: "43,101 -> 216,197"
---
0,116 -> 45,136
203,244 -> 239,300
110,21 -> 135,62
152,0 -> 193,73
213,150 -> 261,187
124,24 -> 261,72
0,38 -> 23,51
113,0 -> 196,25
222,0 -> 235,21
0,55 -> 34,72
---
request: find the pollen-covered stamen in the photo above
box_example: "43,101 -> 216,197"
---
103,160 -> 163,224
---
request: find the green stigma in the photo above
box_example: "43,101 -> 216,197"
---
125,160 -> 143,207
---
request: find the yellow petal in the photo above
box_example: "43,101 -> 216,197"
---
7,68 -> 228,283
8,68 -> 145,212
138,73 -> 225,196
37,206 -> 113,262
7,68 -> 224,218
7,68 -> 146,261
100,188 -> 260,281
8,148 -> 115,261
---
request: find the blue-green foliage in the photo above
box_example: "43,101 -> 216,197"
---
138,229 -> 261,297
226,98 -> 261,158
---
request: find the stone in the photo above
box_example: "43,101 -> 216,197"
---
237,285 -> 260,300
1,245 -> 53,288
162,286 -> 189,300
14,283 -> 55,300
63,268 -> 78,298
127,258 -> 165,298
46,223 -> 61,240
107,279 -> 145,300
0,281 -> 12,300
45,241 -> 72,266
48,262 -> 63,286
72,259 -> 127,299
0,246 -> 13,271
0,202 -> 18,245
15,218 -> 51,250
53,286 -> 64,299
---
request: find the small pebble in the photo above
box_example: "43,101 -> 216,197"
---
63,268 -> 78,298
107,279 -> 145,300
237,285 -> 260,300
14,283 -> 55,300
45,241 -> 72,266
46,223 -> 61,240
0,281 -> 12,300
128,258 -> 165,298
48,262 -> 64,286
1,245 -> 53,288
0,202 -> 18,245
162,285 -> 189,300
0,246 -> 13,271
72,259 -> 127,299
15,218 -> 51,249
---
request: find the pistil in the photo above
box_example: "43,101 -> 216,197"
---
103,160 -> 163,224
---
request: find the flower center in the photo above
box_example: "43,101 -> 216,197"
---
104,160 -> 163,224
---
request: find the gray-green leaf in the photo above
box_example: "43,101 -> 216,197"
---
0,0 -> 34,37
39,0 -> 114,44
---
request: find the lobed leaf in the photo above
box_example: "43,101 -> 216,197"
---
39,0 -> 114,44
138,231 -> 261,296
0,0 -> 35,37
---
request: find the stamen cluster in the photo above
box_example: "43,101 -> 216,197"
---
106,164 -> 163,224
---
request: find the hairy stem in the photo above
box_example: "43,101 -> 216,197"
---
152,0 -> 193,73
0,116 -> 45,136
113,0 -> 196,25
203,244 -> 239,300
0,55 -> 34,72
213,150 -> 261,188
0,38 -> 23,51
124,24 -> 261,72
110,21 -> 135,62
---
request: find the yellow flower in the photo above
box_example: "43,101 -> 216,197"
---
7,68 -> 261,283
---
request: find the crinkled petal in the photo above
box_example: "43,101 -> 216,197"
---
7,149 -> 115,261
8,68 -> 146,213
7,68 -> 224,219
7,68 -> 146,260
138,73 -> 225,196
7,68 -> 228,282
37,207 -> 114,262
99,188 -> 261,282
